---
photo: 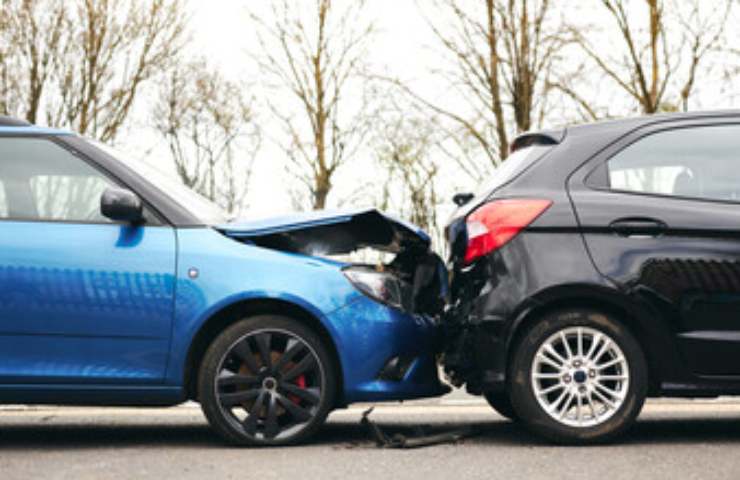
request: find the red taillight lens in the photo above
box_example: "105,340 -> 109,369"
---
464,198 -> 552,264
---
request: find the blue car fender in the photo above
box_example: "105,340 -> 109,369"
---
165,227 -> 361,387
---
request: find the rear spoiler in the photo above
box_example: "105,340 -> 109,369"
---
510,129 -> 565,153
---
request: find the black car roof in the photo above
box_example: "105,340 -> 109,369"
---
514,109 -> 740,148
502,109 -> 740,205
564,109 -> 740,136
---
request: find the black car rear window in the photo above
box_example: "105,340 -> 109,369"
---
471,145 -> 554,203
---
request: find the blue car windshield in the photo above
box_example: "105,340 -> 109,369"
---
89,139 -> 230,224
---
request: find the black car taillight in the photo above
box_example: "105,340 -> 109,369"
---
464,199 -> 552,265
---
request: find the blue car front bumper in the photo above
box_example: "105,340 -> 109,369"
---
325,294 -> 450,405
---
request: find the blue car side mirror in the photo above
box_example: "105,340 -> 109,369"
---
101,187 -> 144,224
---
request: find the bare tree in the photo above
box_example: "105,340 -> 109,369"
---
374,114 -> 440,236
0,0 -> 69,122
0,6 -> 10,114
153,60 -> 261,216
249,0 -> 375,210
0,0 -> 187,142
405,0 -> 567,179
570,0 -> 733,114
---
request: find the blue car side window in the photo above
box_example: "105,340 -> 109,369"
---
0,179 -> 7,217
0,137 -> 116,223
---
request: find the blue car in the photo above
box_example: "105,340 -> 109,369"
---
0,116 -> 448,445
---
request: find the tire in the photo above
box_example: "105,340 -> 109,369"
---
198,315 -> 337,446
484,392 -> 519,421
508,309 -> 647,444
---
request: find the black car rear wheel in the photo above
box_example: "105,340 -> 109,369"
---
484,392 -> 518,421
509,309 -> 647,444
198,315 -> 336,446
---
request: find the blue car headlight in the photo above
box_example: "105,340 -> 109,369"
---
342,266 -> 410,311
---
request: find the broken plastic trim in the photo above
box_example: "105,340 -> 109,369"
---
361,407 -> 478,449
377,355 -> 415,381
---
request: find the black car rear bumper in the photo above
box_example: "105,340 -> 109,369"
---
442,320 -> 508,394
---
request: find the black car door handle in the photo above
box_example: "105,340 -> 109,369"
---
608,217 -> 667,237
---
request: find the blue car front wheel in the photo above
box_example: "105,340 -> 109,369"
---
198,315 -> 337,446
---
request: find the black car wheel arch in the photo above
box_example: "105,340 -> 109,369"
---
503,293 -> 675,394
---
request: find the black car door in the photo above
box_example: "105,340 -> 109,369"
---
568,120 -> 740,377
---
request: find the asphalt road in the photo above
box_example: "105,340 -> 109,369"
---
2,393 -> 740,480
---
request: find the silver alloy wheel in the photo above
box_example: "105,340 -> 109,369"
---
530,326 -> 629,428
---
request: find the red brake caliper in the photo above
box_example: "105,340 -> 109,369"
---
289,375 -> 307,405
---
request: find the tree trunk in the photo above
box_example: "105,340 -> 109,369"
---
486,0 -> 509,159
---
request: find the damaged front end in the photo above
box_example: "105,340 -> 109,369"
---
218,208 -> 448,318
218,208 -> 450,402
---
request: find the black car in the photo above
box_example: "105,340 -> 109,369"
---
443,110 -> 740,443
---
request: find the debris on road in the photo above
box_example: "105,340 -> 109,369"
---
361,407 -> 477,449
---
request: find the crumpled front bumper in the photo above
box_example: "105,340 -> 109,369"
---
326,294 -> 450,405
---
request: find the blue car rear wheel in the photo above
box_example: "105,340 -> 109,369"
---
198,315 -> 336,446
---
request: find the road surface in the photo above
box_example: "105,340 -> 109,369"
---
2,392 -> 739,480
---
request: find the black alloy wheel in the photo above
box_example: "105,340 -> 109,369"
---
199,315 -> 336,446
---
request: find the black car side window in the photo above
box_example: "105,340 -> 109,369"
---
604,124 -> 740,202
0,137 -> 117,223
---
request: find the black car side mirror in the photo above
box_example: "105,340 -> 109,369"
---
101,187 -> 144,223
452,192 -> 474,207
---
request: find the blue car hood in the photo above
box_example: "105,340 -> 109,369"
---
217,208 -> 431,255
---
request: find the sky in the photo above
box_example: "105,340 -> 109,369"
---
125,0 -> 739,225
181,0 -> 452,219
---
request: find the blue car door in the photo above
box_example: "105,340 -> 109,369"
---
0,136 -> 176,384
